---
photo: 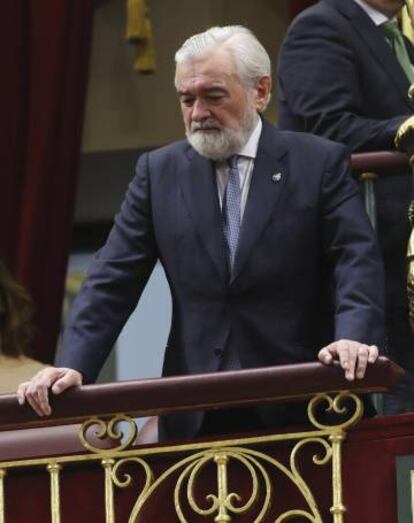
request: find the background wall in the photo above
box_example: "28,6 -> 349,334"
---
81,0 -> 288,152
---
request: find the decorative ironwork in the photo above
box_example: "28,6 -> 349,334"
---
47,462 -> 62,523
102,458 -> 116,523
307,391 -> 363,430
173,449 -> 271,522
79,413 -> 137,453
0,392 -> 363,522
0,469 -> 5,523
112,457 -> 154,521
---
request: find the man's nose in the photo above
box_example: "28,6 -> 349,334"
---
192,99 -> 210,120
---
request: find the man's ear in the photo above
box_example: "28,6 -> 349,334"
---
254,76 -> 272,112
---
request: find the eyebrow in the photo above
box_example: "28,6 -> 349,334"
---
177,86 -> 228,97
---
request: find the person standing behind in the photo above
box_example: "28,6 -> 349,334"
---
277,0 -> 414,414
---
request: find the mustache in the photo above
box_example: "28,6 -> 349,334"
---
190,118 -> 222,132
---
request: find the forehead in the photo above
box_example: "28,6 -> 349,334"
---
175,48 -> 241,90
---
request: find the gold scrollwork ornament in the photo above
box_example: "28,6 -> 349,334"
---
307,392 -> 364,431
79,414 -> 138,453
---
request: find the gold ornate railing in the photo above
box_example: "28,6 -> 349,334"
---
0,358 -> 403,522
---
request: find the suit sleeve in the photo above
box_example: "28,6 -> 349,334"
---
59,153 -> 158,383
320,143 -> 386,347
277,12 -> 409,152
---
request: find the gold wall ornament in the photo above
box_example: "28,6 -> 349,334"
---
126,0 -> 156,73
79,413 -> 138,453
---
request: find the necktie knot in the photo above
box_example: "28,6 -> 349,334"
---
382,19 -> 401,39
227,155 -> 239,171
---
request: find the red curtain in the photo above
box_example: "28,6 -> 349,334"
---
289,0 -> 317,20
0,1 -> 94,363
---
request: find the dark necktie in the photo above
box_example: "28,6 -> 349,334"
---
382,19 -> 414,83
223,155 -> 241,268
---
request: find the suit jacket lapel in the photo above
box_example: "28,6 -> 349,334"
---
179,146 -> 228,281
232,122 -> 288,282
326,0 -> 413,110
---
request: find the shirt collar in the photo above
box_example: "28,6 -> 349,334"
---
238,117 -> 262,159
353,0 -> 390,26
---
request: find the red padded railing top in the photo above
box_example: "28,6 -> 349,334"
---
351,150 -> 409,173
0,357 -> 403,431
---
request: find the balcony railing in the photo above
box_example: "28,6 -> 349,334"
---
0,358 -> 404,523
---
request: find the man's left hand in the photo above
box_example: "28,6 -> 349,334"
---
318,339 -> 378,381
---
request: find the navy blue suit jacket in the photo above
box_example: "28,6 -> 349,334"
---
277,0 -> 414,152
60,121 -> 384,438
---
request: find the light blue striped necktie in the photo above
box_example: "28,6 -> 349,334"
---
223,155 -> 241,268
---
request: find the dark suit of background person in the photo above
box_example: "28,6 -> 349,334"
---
277,0 -> 414,413
57,118 -> 385,440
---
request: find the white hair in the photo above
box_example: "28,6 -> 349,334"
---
175,25 -> 271,111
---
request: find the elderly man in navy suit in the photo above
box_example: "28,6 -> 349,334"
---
278,0 -> 414,414
18,25 -> 384,440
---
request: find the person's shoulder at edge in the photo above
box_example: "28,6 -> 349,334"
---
288,0 -> 353,23
281,0 -> 352,43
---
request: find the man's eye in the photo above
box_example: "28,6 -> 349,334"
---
207,95 -> 223,103
181,98 -> 194,107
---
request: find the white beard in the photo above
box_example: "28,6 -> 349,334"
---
186,107 -> 258,161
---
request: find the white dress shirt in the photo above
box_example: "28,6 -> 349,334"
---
352,0 -> 389,25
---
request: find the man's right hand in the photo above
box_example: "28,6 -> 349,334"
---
16,367 -> 83,417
